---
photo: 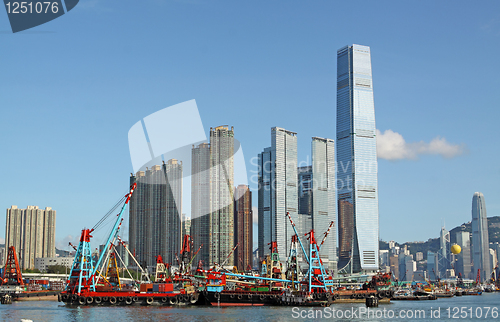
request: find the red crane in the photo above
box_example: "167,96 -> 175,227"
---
1,246 -> 24,286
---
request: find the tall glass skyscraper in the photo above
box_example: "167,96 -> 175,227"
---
336,44 -> 379,273
472,192 -> 490,282
258,127 -> 298,260
311,137 -> 337,273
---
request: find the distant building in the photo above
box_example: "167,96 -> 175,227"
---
491,242 -> 500,269
399,254 -> 414,281
427,251 -> 438,280
490,248 -> 497,276
181,214 -> 191,238
414,270 -> 427,281
472,192 -> 491,282
389,254 -> 399,279
5,205 -> 56,270
129,160 -> 183,268
115,241 -> 129,268
456,231 -> 472,279
234,184 -> 253,271
438,227 -> 451,278
415,252 -> 423,261
379,250 -> 389,267
0,246 -> 5,266
35,256 -> 73,272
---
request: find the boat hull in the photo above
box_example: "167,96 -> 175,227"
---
59,291 -> 199,306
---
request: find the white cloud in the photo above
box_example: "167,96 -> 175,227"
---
0,237 -> 4,244
376,129 -> 466,161
252,206 -> 258,224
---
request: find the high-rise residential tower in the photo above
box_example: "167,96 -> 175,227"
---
5,205 -> 56,270
234,184 -> 253,271
191,143 -> 211,267
209,126 -> 235,267
258,127 -> 298,261
472,192 -> 490,282
336,44 -> 379,273
129,160 -> 183,268
163,159 -> 183,265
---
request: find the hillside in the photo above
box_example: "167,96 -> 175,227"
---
380,216 -> 500,261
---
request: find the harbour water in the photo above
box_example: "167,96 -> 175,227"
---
1,292 -> 499,321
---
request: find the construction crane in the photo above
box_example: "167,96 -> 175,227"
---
319,221 -> 335,251
116,237 -> 150,283
1,246 -> 23,286
66,183 -> 137,295
216,243 -> 239,271
285,212 -> 333,293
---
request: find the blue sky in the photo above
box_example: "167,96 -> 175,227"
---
1,1 -> 500,251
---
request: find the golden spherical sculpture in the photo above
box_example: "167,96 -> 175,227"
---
451,244 -> 461,255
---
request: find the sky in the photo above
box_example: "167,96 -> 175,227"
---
1,1 -> 500,252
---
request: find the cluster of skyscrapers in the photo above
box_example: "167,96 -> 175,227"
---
258,130 -> 337,272
129,126 -> 253,271
125,44 -> 381,274
383,192 -> 495,283
257,44 -> 379,275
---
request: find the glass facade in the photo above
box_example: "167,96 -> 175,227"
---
258,147 -> 272,261
272,127 -> 298,261
311,137 -> 337,273
336,44 -> 379,272
472,192 -> 490,282
258,127 -> 298,261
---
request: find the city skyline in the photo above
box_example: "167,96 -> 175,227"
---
1,2 -> 499,249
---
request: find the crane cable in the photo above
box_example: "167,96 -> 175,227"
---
92,191 -> 128,231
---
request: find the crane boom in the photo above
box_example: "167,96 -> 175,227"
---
92,183 -> 136,277
285,212 -> 309,264
319,221 -> 335,251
